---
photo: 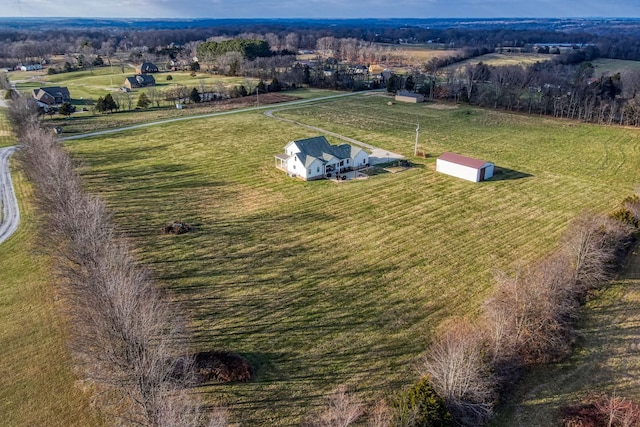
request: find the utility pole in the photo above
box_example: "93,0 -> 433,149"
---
414,123 -> 420,156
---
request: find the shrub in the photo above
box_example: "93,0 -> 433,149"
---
610,208 -> 639,228
392,376 -> 452,427
562,394 -> 640,427
166,74 -> 173,81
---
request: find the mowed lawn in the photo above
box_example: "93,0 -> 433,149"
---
0,169 -> 103,426
0,110 -> 16,147
65,95 -> 640,425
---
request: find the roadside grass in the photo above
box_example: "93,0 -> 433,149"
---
491,245 -> 640,427
0,166 -> 103,426
0,110 -> 16,148
591,58 -> 640,76
63,94 -> 640,425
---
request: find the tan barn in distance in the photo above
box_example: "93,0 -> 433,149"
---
395,91 -> 425,103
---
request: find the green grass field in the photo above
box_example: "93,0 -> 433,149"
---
61,94 -> 640,425
591,58 -> 640,76
11,65 -> 260,104
39,88 -> 343,135
442,52 -> 553,72
0,167 -> 103,426
0,110 -> 16,148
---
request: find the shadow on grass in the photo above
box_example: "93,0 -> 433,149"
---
490,166 -> 533,181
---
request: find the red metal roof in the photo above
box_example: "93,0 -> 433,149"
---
437,152 -> 491,169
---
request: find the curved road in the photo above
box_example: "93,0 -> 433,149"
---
0,90 -> 399,245
0,146 -> 19,244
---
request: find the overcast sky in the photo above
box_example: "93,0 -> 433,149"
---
2,0 -> 640,19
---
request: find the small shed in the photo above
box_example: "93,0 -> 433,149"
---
395,92 -> 424,103
436,152 -> 494,182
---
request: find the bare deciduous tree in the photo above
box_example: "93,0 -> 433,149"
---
419,321 -> 493,426
312,385 -> 365,427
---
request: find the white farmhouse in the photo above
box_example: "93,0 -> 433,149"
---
275,136 -> 369,180
436,152 -> 494,182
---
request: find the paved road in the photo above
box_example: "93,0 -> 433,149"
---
0,146 -> 19,244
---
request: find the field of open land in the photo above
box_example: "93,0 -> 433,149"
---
10,65 -> 259,105
378,44 -> 461,66
591,58 -> 640,76
57,93 -> 640,425
442,52 -> 553,72
0,168 -> 102,427
38,88 -> 344,135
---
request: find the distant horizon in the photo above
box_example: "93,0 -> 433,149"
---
2,0 -> 640,20
1,16 -> 638,20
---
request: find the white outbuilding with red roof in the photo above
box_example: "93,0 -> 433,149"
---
436,152 -> 494,182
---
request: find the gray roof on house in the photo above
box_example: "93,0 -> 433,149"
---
291,136 -> 365,167
33,86 -> 70,100
125,74 -> 156,87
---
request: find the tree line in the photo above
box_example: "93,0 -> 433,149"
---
386,48 -> 640,127
5,20 -> 640,68
7,97 -> 227,427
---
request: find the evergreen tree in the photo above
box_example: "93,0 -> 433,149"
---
137,92 -> 151,108
189,87 -> 201,103
58,102 -> 76,117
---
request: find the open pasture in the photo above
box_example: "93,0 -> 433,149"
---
13,66 -> 259,103
591,57 -> 640,76
64,95 -> 640,425
442,52 -> 553,72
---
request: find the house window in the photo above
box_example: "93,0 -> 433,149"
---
347,159 -> 349,164
308,168 -> 312,174
317,167 -> 320,172
340,160 -> 344,166
293,164 -> 296,169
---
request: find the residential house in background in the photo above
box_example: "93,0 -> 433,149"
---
275,136 -> 369,180
124,74 -> 156,89
32,86 -> 71,106
136,62 -> 159,74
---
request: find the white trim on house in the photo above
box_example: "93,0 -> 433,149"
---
275,136 -> 370,180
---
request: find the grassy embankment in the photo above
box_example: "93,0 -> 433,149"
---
63,94 -> 640,425
0,110 -> 102,426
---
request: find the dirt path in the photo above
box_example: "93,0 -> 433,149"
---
0,146 -> 19,244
